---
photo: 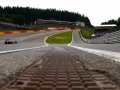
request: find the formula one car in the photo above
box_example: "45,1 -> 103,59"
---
4,39 -> 17,44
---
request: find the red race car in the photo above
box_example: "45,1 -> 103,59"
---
4,39 -> 17,44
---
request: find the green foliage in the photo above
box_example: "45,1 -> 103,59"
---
12,14 -> 26,25
82,28 -> 94,37
0,14 -> 26,25
0,14 -> 10,22
117,17 -> 120,26
101,18 -> 120,26
46,31 -> 73,44
0,6 -> 92,27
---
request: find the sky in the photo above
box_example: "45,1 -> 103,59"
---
0,0 -> 120,26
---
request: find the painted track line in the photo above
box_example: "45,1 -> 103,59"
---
68,44 -> 120,62
0,45 -> 48,54
0,30 -> 67,54
68,31 -> 120,62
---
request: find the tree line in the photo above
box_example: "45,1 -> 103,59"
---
101,17 -> 120,26
0,6 -> 92,27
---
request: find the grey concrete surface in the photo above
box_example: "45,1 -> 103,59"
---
71,31 -> 120,52
60,45 -> 120,86
0,46 -> 53,88
0,30 -> 120,89
0,30 -> 68,51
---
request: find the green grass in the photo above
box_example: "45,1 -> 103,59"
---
82,28 -> 94,37
78,31 -> 86,43
46,31 -> 73,44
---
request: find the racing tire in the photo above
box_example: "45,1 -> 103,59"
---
15,41 -> 17,44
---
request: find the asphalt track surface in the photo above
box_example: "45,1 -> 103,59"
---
0,30 -> 120,56
1,30 -> 120,62
0,30 -> 120,60
71,31 -> 120,52
0,31 -> 68,51
0,30 -> 120,89
1,30 -> 120,52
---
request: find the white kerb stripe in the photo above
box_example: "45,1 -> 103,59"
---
0,45 -> 48,54
68,44 -> 120,62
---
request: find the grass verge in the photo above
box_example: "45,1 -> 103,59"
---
78,31 -> 86,43
82,28 -> 94,37
46,31 -> 73,44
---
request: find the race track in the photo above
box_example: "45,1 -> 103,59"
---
0,30 -> 120,88
71,31 -> 120,52
0,30 -> 68,51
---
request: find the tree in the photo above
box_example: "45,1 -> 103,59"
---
0,6 -> 92,27
101,18 -> 119,26
117,17 -> 120,26
17,14 -> 26,25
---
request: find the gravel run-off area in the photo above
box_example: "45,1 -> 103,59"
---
0,45 -> 120,89
0,46 -> 53,89
61,45 -> 120,86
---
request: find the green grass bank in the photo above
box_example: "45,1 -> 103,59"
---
82,28 -> 94,38
46,31 -> 73,44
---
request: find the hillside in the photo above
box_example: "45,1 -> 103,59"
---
0,6 -> 92,27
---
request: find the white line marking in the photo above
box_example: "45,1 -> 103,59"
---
68,44 -> 120,62
18,30 -> 68,42
0,45 -> 48,54
69,32 -> 73,45
68,31 -> 120,62
0,30 -> 67,54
